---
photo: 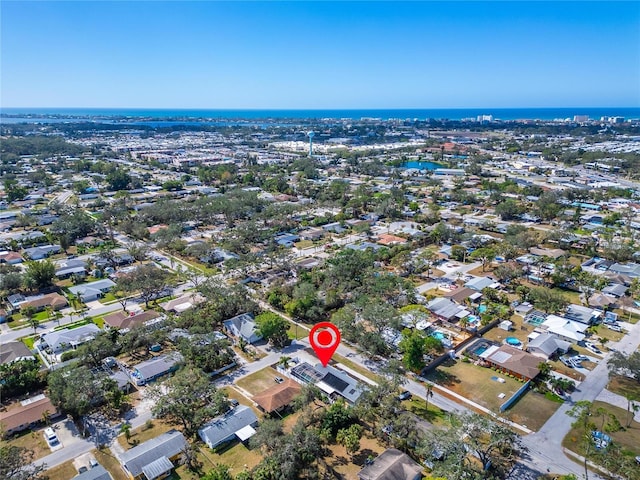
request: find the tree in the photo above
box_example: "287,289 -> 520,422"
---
48,366 -> 106,419
567,401 -> 596,480
149,367 -> 228,437
202,464 -> 234,480
399,329 -> 426,372
528,287 -> 568,313
0,359 -> 44,400
417,413 -> 523,479
469,247 -> 496,272
494,199 -> 524,220
116,264 -> 170,308
336,424 -> 363,457
608,351 -> 640,385
256,312 -> 290,349
120,423 -> 132,443
23,260 -> 56,290
106,168 -> 131,191
0,443 -> 48,480
23,306 -> 39,334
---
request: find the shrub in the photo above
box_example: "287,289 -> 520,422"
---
60,350 -> 79,362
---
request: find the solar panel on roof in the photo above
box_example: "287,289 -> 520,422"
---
322,372 -> 349,392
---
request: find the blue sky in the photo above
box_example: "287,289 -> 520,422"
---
1,1 -> 639,108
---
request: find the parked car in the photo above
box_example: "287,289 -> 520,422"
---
398,391 -> 412,401
606,324 -> 622,332
274,377 -> 284,384
560,357 -> 574,368
585,343 -> 603,355
44,427 -> 59,446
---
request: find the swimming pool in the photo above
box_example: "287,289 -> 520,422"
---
506,337 -> 521,346
478,305 -> 487,314
466,315 -> 480,324
432,331 -> 446,341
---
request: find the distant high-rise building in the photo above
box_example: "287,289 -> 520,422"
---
307,131 -> 315,157
476,114 -> 494,123
573,115 -> 589,122
611,116 -> 625,124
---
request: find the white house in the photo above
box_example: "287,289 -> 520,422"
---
68,279 -> 117,302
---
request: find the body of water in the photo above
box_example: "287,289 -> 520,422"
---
402,161 -> 443,170
1,107 -> 639,123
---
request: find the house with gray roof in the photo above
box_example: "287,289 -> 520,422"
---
198,405 -> 258,449
68,279 -> 116,302
602,283 -> 628,298
426,297 -> 470,322
119,429 -> 187,480
40,324 -> 101,354
130,353 -> 182,386
0,341 -> 35,364
223,313 -> 262,344
357,448 -> 423,480
526,332 -> 571,359
72,465 -> 112,480
24,244 -> 61,260
465,276 -> 500,291
565,304 -> 601,325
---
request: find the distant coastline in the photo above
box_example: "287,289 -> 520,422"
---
1,107 -> 639,123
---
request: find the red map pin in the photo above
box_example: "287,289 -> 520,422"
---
309,322 -> 341,367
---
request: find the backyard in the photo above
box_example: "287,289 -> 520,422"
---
425,358 -> 525,413
235,366 -> 283,396
504,390 -> 563,431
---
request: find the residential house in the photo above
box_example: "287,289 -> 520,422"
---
161,292 -> 205,314
253,379 -> 302,414
223,313 -> 262,344
24,244 -> 61,260
0,341 -> 35,364
39,324 -> 101,354
540,315 -> 588,344
565,304 -> 601,325
103,310 -> 162,331
198,405 -> 259,449
0,251 -> 23,264
72,465 -> 113,480
129,353 -> 182,386
444,286 -> 482,304
290,362 -> 364,404
357,448 -> 423,480
68,279 -> 117,302
526,332 -> 571,360
21,293 -> 68,312
529,247 -> 567,260
465,276 -> 500,291
0,394 -> 61,436
119,430 -> 188,480
483,344 -> 541,381
55,259 -> 88,279
426,297 -> 470,322
376,233 -> 408,246
298,228 -> 324,241
602,284 -> 628,298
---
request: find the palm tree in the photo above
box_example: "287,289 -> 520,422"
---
424,382 -> 434,411
120,423 -> 132,443
41,410 -> 51,426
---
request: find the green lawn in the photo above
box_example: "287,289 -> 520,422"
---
404,398 -> 449,426
99,293 -> 118,304
22,336 -> 36,349
286,320 -> 309,340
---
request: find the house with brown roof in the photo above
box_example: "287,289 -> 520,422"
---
0,394 -> 61,436
0,251 -> 23,264
376,233 -> 407,246
103,310 -> 161,331
21,292 -> 68,312
253,378 -> 302,414
161,293 -> 205,313
484,344 -> 541,381
444,286 -> 482,304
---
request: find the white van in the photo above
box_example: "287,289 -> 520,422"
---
44,427 -> 59,446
